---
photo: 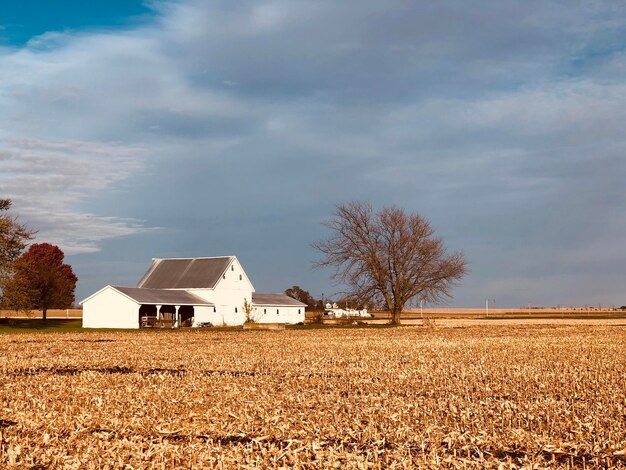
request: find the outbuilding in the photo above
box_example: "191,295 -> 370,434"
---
251,293 -> 306,324
81,285 -> 213,329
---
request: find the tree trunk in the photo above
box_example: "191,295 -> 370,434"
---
42,306 -> 47,320
390,309 -> 402,325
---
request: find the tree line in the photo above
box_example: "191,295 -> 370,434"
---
0,199 -> 77,319
284,285 -> 326,311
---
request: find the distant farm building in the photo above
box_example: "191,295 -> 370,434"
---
324,303 -> 372,318
81,256 -> 305,328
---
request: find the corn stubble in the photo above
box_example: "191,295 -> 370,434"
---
0,326 -> 624,468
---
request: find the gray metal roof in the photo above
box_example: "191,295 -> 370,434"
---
252,293 -> 307,307
136,257 -> 232,289
112,286 -> 213,306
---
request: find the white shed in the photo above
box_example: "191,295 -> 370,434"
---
252,293 -> 307,324
81,285 -> 213,329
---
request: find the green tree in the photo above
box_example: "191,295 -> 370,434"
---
284,285 -> 316,309
313,201 -> 468,325
2,243 -> 77,320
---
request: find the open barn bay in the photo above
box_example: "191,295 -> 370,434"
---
0,326 -> 625,468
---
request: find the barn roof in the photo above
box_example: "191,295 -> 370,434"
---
112,286 -> 213,306
252,293 -> 307,307
136,257 -> 233,289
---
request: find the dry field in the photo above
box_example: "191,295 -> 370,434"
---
378,308 -> 626,320
404,308 -> 625,316
0,325 -> 625,468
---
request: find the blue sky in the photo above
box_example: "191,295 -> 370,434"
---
0,1 -> 153,46
1,0 -> 625,308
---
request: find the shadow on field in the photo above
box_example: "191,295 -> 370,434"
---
0,318 -> 82,331
6,366 -> 260,377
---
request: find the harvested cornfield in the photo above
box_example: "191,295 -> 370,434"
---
0,325 -> 625,468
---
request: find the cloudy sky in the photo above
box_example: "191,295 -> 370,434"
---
1,0 -> 625,308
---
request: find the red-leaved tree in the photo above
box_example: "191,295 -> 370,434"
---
2,243 -> 77,320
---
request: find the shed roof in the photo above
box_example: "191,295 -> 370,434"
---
136,257 -> 232,289
252,293 -> 307,307
112,286 -> 213,306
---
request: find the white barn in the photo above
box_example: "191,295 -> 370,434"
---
81,256 -> 306,329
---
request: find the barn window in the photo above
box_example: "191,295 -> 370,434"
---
231,265 -> 234,271
264,309 -> 266,314
223,274 -> 225,279
298,309 -> 301,314
235,307 -> 238,313
277,309 -> 279,315
239,274 -> 242,280
213,307 -> 216,312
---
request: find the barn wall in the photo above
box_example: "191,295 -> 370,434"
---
192,306 -> 224,326
82,287 -> 139,329
253,305 -> 305,324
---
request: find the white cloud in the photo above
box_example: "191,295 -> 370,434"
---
0,137 -> 150,254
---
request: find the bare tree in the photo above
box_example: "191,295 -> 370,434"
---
0,199 -> 35,277
313,202 -> 467,325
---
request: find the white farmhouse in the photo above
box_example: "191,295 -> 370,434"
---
81,256 -> 306,329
